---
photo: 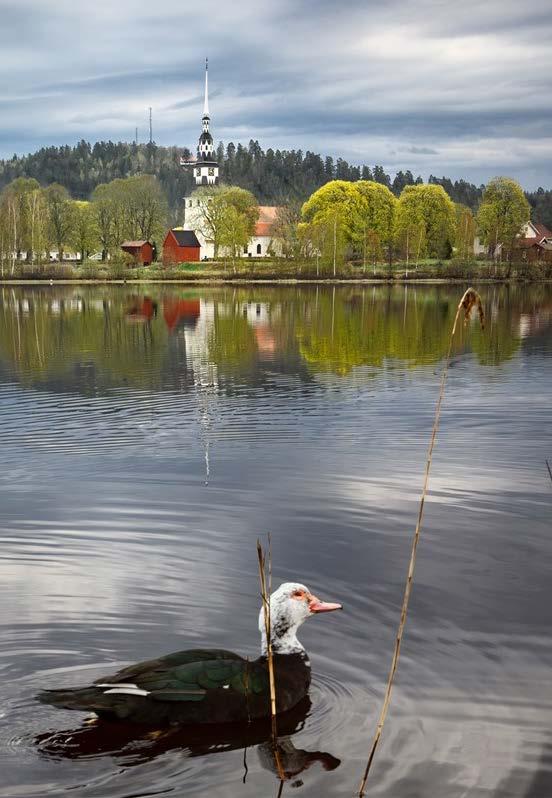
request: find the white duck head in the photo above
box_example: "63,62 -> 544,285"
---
259,582 -> 342,656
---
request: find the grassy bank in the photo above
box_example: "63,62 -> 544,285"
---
1,257 -> 552,283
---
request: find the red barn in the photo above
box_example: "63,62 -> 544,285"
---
163,229 -> 201,264
121,240 -> 154,265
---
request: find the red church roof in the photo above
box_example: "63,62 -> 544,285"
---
254,206 -> 280,238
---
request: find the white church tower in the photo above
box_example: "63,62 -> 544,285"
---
178,60 -> 281,260
181,59 -> 219,186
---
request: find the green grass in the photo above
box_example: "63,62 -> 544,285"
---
2,257 -> 551,282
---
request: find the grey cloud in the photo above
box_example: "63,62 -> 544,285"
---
0,0 -> 550,188
406,147 -> 439,155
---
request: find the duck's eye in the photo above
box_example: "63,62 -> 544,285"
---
291,589 -> 305,599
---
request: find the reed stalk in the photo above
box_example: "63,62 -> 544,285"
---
357,287 -> 485,797
257,535 -> 285,784
546,459 -> 552,486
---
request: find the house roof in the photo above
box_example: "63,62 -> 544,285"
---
169,229 -> 200,248
121,240 -> 150,249
533,222 -> 552,240
254,205 -> 281,238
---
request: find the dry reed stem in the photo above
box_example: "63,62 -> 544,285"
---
546,459 -> 552,487
357,287 -> 485,797
257,536 -> 285,784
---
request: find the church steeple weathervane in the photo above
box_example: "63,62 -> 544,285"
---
181,58 -> 219,186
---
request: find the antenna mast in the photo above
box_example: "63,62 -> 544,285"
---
149,107 -> 153,144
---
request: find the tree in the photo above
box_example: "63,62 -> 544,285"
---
455,203 -> 476,260
394,184 -> 456,264
477,177 -> 530,260
300,207 -> 348,274
70,201 -> 99,263
194,186 -> 258,258
218,205 -> 251,267
91,181 -> 125,260
354,181 -> 397,267
26,187 -> 48,265
44,183 -> 75,261
0,178 -> 42,270
271,203 -> 303,259
124,174 -> 168,241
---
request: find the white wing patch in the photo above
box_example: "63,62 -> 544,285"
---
96,682 -> 150,697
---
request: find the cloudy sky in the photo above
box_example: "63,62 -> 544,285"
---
1,0 -> 551,188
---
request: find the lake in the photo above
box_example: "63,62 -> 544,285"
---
0,283 -> 551,798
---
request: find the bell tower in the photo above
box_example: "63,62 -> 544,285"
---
181,59 -> 219,186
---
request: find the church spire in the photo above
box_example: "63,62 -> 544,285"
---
181,58 -> 219,186
203,58 -> 209,119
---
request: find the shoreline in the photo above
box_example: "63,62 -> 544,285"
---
1,277 -> 551,286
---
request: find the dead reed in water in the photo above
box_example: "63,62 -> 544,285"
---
546,459 -> 552,487
357,287 -> 485,797
257,535 -> 285,786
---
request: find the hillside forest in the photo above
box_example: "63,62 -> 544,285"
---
0,139 -> 551,228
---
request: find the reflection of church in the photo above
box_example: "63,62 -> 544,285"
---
180,61 -> 281,260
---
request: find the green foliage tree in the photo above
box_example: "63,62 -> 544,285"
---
354,181 -> 397,267
44,183 -> 75,261
124,175 -> 168,242
218,205 -> 251,266
26,187 -> 48,265
395,184 -> 456,264
194,186 -> 258,258
70,201 -> 99,263
91,182 -> 119,260
476,177 -> 530,260
455,203 -> 476,260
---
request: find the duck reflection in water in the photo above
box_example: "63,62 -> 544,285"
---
35,696 -> 340,783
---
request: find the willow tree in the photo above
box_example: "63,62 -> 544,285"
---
455,203 -> 476,260
476,177 -> 530,260
354,181 -> 397,267
395,184 -> 456,264
301,180 -> 362,271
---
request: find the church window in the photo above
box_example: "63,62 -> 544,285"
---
256,244 -> 262,255
208,168 -> 215,176
196,168 -> 201,177
243,245 -> 248,254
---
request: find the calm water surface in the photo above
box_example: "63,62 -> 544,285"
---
0,283 -> 551,797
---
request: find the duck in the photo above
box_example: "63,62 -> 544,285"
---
38,582 -> 342,726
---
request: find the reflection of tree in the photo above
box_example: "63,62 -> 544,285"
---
296,285 -> 529,376
0,287 -> 169,392
0,285 -> 549,393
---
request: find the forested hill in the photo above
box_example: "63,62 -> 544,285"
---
1,139 -> 551,225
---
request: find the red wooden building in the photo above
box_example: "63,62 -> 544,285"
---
121,240 -> 154,265
163,229 -> 201,264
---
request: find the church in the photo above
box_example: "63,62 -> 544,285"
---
177,60 -> 281,260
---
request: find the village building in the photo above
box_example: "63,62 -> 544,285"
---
180,61 -> 282,260
162,229 -> 201,264
515,221 -> 552,261
121,240 -> 154,265
474,220 -> 552,260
